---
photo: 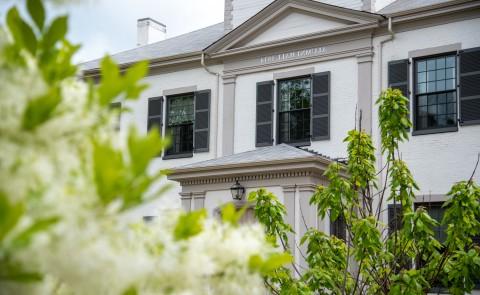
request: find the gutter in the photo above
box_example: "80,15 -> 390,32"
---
201,52 -> 221,159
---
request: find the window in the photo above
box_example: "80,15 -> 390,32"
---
278,77 -> 311,145
166,93 -> 194,156
415,55 -> 457,132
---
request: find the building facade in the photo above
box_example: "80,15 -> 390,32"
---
82,0 -> 480,274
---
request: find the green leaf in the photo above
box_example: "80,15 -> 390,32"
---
22,88 -> 61,131
221,202 -> 247,226
43,16 -> 67,50
122,286 -> 138,295
127,127 -> 164,176
261,253 -> 293,274
27,0 -> 45,30
174,209 -> 207,241
124,61 -> 149,99
248,254 -> 263,272
0,192 -> 24,243
11,216 -> 59,248
6,7 -> 38,54
92,141 -> 125,206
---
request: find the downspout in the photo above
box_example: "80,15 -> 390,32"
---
377,16 -> 394,220
201,52 -> 221,158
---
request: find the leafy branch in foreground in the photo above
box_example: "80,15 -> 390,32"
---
0,1 -> 286,294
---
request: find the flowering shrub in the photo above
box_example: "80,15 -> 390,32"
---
0,1 -> 285,294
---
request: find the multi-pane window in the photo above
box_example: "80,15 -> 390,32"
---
278,77 -> 311,144
415,55 -> 457,131
166,94 -> 194,155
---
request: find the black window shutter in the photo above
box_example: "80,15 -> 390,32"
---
388,59 -> 410,129
256,81 -> 274,147
194,90 -> 210,152
330,213 -> 346,241
147,96 -> 163,135
459,47 -> 480,125
311,72 -> 330,141
388,59 -> 410,97
388,204 -> 403,235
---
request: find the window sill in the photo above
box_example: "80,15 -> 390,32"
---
162,153 -> 193,160
412,126 -> 458,136
281,141 -> 311,147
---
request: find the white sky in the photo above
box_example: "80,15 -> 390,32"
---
0,0 -> 225,63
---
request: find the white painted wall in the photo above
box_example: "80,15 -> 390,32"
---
245,10 -> 350,46
119,65 -> 223,218
372,18 -> 480,198
234,57 -> 358,159
231,0 -> 364,28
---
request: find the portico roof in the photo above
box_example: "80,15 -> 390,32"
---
168,144 -> 343,184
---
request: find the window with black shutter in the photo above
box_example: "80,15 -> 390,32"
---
311,72 -> 330,141
388,59 -> 410,99
388,59 -> 410,130
194,90 -> 210,153
277,76 -> 311,145
413,54 -> 458,134
459,47 -> 480,125
164,93 -> 194,158
330,212 -> 346,241
147,96 -> 163,134
256,81 -> 274,147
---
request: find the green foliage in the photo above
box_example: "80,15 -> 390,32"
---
248,189 -> 293,248
27,0 -> 45,30
376,88 -> 411,158
220,202 -> 247,226
301,229 -> 352,294
390,269 -> 429,295
0,192 -> 24,244
311,162 -> 353,222
174,209 -> 207,241
351,217 -> 382,262
251,88 -> 480,294
345,129 -> 376,190
22,87 -> 61,131
96,56 -> 149,106
446,249 -> 480,294
249,253 -> 293,276
93,127 -> 168,211
443,181 -> 480,248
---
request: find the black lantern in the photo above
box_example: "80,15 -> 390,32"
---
230,180 -> 245,200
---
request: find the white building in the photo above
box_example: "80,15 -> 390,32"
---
82,0 -> 480,275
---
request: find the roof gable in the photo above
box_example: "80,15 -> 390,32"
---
206,0 -> 384,54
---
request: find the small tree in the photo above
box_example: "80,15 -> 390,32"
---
249,88 -> 480,294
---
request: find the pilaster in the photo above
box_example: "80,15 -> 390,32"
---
357,52 -> 374,134
222,75 -> 237,156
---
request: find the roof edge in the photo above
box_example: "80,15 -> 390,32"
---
167,156 -> 334,181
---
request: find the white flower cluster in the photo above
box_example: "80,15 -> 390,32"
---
0,30 -> 275,295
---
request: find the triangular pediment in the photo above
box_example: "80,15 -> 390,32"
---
205,0 -> 383,54
240,8 -> 356,47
